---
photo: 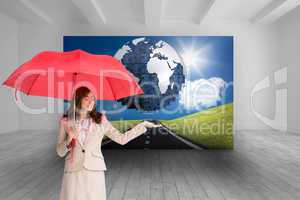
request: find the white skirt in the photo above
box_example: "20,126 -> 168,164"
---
59,167 -> 106,200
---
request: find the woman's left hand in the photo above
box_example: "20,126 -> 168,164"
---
142,120 -> 163,128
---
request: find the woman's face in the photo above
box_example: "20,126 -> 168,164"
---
81,91 -> 95,111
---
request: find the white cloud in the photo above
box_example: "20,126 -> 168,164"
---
179,77 -> 226,110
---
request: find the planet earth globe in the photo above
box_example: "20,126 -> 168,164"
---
114,37 -> 186,111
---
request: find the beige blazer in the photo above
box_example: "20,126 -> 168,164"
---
56,114 -> 147,173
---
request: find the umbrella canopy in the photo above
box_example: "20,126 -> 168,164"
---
2,49 -> 144,101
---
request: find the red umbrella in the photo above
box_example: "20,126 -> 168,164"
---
2,49 -> 144,101
2,49 -> 144,162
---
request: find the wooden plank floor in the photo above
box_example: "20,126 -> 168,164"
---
0,129 -> 299,200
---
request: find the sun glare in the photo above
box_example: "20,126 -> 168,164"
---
177,39 -> 212,73
181,50 -> 199,67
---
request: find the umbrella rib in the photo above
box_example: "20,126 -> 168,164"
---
106,77 -> 116,100
72,72 -> 77,89
73,72 -> 77,83
27,74 -> 40,95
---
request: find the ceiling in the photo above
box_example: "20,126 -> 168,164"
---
0,0 -> 299,27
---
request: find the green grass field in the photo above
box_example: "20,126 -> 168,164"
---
160,103 -> 233,149
104,102 -> 233,149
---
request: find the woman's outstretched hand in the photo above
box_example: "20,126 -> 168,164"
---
142,120 -> 163,128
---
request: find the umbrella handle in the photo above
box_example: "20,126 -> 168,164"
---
70,86 -> 76,164
67,138 -> 76,149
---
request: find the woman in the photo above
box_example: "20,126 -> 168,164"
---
56,86 -> 161,200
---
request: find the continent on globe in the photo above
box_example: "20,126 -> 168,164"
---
114,37 -> 186,111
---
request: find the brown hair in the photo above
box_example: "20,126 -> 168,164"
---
63,86 -> 103,124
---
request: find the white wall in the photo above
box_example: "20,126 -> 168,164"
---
0,13 -> 19,134
16,19 -> 281,131
277,5 -> 300,134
